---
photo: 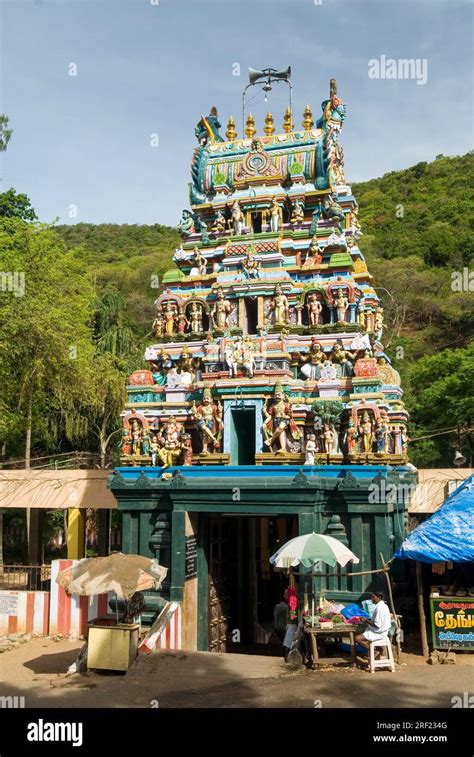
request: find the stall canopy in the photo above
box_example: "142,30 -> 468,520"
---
394,474 -> 474,563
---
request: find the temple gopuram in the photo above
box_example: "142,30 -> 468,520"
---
109,74 -> 416,652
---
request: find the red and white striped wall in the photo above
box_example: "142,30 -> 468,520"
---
49,559 -> 111,637
139,602 -> 182,653
0,591 -> 49,636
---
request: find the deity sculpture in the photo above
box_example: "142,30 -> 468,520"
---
157,417 -> 184,468
346,420 -> 358,454
359,411 -> 374,454
176,349 -> 195,386
309,200 -> 324,235
194,107 -> 224,146
192,247 -> 207,276
290,201 -> 304,225
163,302 -> 177,336
375,419 -> 387,454
400,425 -> 409,455
334,288 -> 349,323
323,195 -> 345,234
151,349 -> 173,386
306,293 -> 323,327
331,340 -> 355,377
322,423 -> 335,455
374,306 -> 384,341
262,381 -> 300,454
242,247 -> 261,279
130,419 -> 143,456
177,209 -> 195,237
304,236 -> 323,268
181,434 -> 194,466
177,312 -> 188,334
304,434 -> 317,465
191,387 -> 223,455
225,336 -> 255,378
270,284 -> 289,326
269,197 -> 283,232
150,435 -> 160,467
152,313 -> 164,338
189,302 -> 204,333
230,200 -> 244,236
300,339 -> 325,380
211,287 -> 232,330
211,210 -> 226,233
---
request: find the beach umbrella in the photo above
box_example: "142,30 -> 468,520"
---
270,533 -> 359,627
56,552 -> 167,601
270,532 -> 360,569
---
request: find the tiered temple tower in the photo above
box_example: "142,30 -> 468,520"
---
110,78 -> 415,652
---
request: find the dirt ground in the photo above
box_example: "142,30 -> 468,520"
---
0,637 -> 472,709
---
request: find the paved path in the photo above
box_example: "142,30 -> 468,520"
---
0,638 -> 472,708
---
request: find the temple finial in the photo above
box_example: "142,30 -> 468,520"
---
263,111 -> 275,136
283,107 -> 293,133
245,113 -> 256,138
226,115 -> 237,141
302,104 -> 314,130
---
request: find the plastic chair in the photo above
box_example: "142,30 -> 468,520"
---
368,637 -> 395,673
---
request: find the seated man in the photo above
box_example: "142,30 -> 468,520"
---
355,590 -> 391,652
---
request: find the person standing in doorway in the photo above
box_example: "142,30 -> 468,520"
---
273,591 -> 289,650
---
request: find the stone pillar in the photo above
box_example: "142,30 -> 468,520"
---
67,508 -> 86,560
27,509 -> 43,565
170,509 -> 185,602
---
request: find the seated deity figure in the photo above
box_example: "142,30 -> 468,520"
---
211,287 -> 232,331
300,339 -> 325,380
191,387 -> 223,455
304,236 -> 323,268
306,293 -> 323,327
156,417 -> 183,468
330,340 -> 355,377
270,284 -> 289,326
290,201 -> 304,225
262,381 -> 300,454
242,247 -> 261,278
211,210 -> 226,233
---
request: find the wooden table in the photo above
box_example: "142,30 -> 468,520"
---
304,625 -> 357,668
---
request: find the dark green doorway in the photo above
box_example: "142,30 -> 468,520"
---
230,408 -> 256,465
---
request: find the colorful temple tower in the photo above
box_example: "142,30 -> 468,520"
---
109,77 -> 415,652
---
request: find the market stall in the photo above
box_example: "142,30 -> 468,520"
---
394,474 -> 474,654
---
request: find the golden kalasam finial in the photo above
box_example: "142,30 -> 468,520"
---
226,115 -> 237,141
302,104 -> 314,130
245,112 -> 256,139
263,111 -> 275,136
283,107 -> 293,133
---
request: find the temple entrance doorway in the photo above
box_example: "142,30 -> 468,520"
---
230,408 -> 256,465
243,297 -> 258,334
205,515 -> 298,654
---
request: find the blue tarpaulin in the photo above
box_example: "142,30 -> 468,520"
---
394,475 -> 474,563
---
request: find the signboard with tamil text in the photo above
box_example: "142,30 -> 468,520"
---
430,596 -> 474,650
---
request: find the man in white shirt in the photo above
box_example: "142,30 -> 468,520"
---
355,591 -> 392,650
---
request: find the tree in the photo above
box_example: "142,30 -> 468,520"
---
0,218 -> 96,462
0,115 -> 12,152
407,344 -> 474,467
0,188 -> 37,221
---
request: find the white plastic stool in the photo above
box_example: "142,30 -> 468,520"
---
368,637 -> 395,673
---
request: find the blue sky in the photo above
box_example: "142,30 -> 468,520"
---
1,0 -> 472,226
